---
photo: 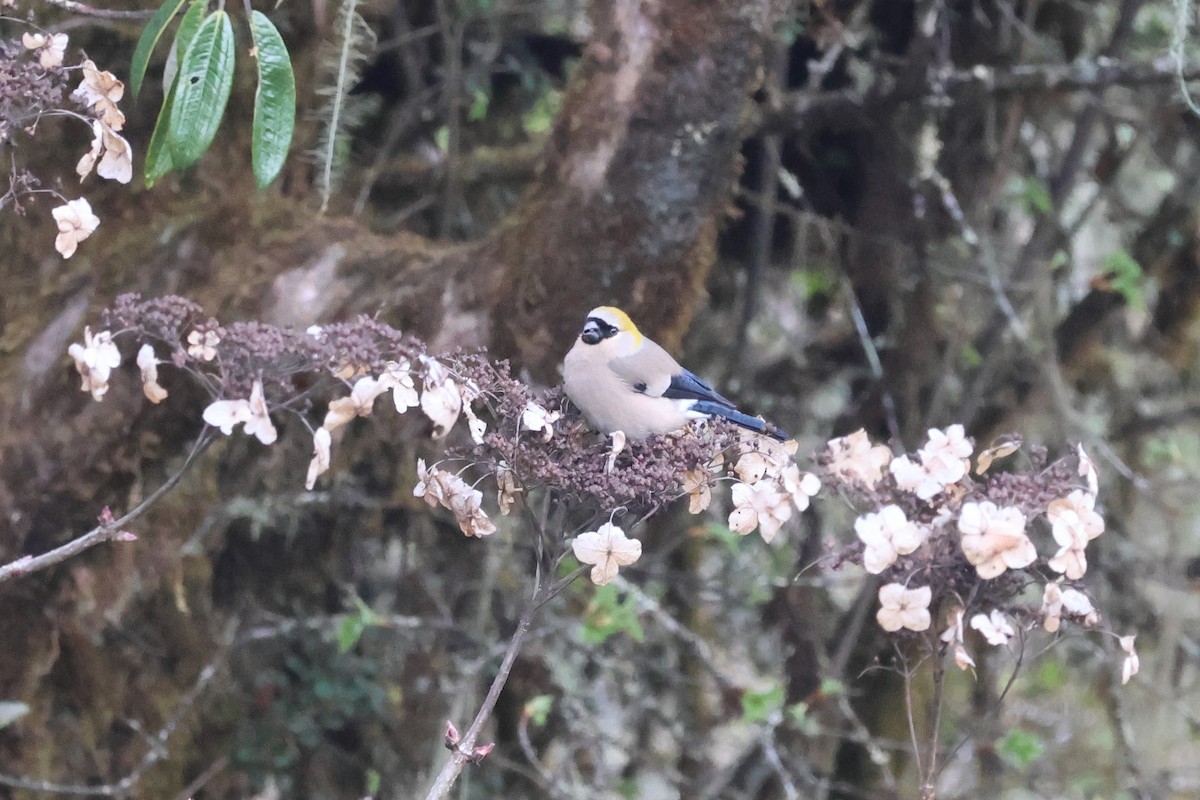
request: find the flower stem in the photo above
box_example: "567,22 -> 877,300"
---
423,565 -> 586,800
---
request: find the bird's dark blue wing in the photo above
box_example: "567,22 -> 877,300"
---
690,401 -> 790,441
660,368 -> 735,407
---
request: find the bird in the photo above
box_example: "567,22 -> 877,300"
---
562,306 -> 788,441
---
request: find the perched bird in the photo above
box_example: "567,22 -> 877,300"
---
562,306 -> 787,441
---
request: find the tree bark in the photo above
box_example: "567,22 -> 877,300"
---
0,0 -> 782,793
478,0 -> 780,376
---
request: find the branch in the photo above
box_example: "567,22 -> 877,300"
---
171,755 -> 228,800
33,0 -> 154,19
943,55 -> 1200,95
756,58 -> 1200,135
733,39 -> 788,372
516,713 -> 571,799
960,0 -> 1149,425
0,432 -> 214,584
371,141 -> 544,192
423,608 -> 533,800
0,519 -> 134,584
433,0 -> 465,237
753,90 -> 872,136
423,565 -> 587,800
920,657 -> 946,800
613,575 -> 740,693
0,658 -> 222,796
759,721 -> 801,800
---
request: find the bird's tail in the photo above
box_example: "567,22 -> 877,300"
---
691,401 -> 789,441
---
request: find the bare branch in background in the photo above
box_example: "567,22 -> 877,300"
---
0,432 -> 213,584
0,658 -> 222,796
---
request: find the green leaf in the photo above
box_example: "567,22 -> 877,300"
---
147,0 -> 207,186
337,615 -> 366,653
1143,436 -> 1181,469
580,584 -> 644,644
524,694 -> 554,727
786,701 -> 821,735
741,684 -> 784,724
781,20 -> 806,45
365,769 -> 381,796
130,0 -> 191,100
163,0 -> 208,96
999,728 -> 1046,769
960,342 -> 982,369
1021,176 -> 1053,215
337,597 -> 380,653
467,88 -> 490,121
250,11 -> 296,187
1031,658 -> 1070,694
1101,249 -> 1145,308
168,10 -> 235,169
790,268 -> 834,300
705,521 -> 743,556
522,88 -> 561,135
144,75 -> 179,187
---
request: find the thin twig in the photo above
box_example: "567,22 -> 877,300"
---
1172,0 -> 1200,117
959,0 -> 1146,424
0,432 -> 214,584
352,86 -> 441,216
920,657 -> 946,799
759,722 -> 800,800
434,0 -> 466,238
900,648 -> 926,788
423,606 -> 535,800
613,575 -> 740,692
171,755 -> 228,800
533,566 -> 587,612
516,714 -> 570,799
424,565 -> 586,800
939,633 -> 1027,767
832,692 -> 899,790
33,0 -> 154,19
829,578 -> 879,680
237,612 -> 449,642
841,276 -> 901,445
733,37 -> 788,373
0,658 -> 222,795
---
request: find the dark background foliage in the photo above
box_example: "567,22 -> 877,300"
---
1,0 -> 1198,797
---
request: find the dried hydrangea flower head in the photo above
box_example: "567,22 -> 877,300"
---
876,583 -> 932,632
572,522 -> 642,585
71,59 -> 125,130
53,198 -> 99,258
856,504 -> 928,574
820,427 -> 1134,683
67,326 -> 120,400
22,31 -> 68,69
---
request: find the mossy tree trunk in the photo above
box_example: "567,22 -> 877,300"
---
0,0 -> 782,795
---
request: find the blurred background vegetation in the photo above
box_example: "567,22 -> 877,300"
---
2,0 -> 1200,797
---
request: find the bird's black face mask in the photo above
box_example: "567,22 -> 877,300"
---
580,317 -> 616,345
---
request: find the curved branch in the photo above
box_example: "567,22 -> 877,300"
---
0,431 -> 214,584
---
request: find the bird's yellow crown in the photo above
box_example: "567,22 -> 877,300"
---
589,306 -> 643,346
